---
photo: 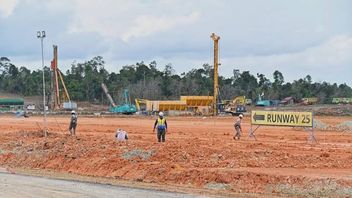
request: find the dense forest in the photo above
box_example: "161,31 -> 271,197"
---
0,56 -> 351,104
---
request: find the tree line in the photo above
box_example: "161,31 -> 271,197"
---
1,56 -> 351,104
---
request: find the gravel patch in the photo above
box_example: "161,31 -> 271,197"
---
313,119 -> 329,130
270,180 -> 352,197
204,182 -> 231,190
336,121 -> 352,132
122,149 -> 155,160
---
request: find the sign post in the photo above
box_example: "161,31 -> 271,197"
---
249,110 -> 316,142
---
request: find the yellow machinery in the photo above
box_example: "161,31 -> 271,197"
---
135,98 -> 148,111
224,96 -> 248,116
180,96 -> 213,107
233,96 -> 246,105
301,97 -> 318,105
211,33 -> 220,116
136,96 -> 213,113
135,99 -> 187,112
147,101 -> 187,112
231,96 -> 252,105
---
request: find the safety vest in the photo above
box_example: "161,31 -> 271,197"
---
157,118 -> 166,126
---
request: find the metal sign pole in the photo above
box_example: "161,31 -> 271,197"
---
248,125 -> 259,140
308,112 -> 317,143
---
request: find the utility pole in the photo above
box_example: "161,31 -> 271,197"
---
211,33 -> 220,116
37,31 -> 48,137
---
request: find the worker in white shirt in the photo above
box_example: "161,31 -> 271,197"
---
115,129 -> 128,141
234,114 -> 243,140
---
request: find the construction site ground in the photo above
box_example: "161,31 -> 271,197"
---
1,115 -> 352,197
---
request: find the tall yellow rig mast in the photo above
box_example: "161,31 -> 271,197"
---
211,33 -> 220,116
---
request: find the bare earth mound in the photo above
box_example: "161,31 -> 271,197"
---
0,115 -> 352,197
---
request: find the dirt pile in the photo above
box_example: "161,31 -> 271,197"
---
1,116 -> 352,197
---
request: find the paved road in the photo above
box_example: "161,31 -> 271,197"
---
0,173 -> 205,198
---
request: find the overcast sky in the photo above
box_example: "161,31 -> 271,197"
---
0,0 -> 351,85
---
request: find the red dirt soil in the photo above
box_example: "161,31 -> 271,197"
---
1,115 -> 352,196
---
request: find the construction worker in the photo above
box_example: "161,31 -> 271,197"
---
234,114 -> 243,140
153,111 -> 168,142
69,110 -> 78,136
115,128 -> 128,141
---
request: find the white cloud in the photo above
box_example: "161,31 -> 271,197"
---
0,0 -> 18,18
232,35 -> 352,68
221,35 -> 352,84
67,0 -> 200,42
121,12 -> 200,42
2,0 -> 352,85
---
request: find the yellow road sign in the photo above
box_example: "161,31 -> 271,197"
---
251,110 -> 313,127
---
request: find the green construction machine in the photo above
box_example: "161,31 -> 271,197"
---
101,83 -> 137,114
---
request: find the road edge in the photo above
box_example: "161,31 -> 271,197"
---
0,167 -> 265,198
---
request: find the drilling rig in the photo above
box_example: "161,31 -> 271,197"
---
50,45 -> 75,110
101,83 -> 136,114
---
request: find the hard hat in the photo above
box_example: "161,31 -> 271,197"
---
158,112 -> 164,117
239,114 -> 243,118
71,110 -> 76,114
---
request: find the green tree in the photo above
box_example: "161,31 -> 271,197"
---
234,71 -> 258,100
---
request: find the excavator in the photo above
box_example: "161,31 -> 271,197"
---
135,98 -> 148,111
224,96 -> 248,116
101,83 -> 136,114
